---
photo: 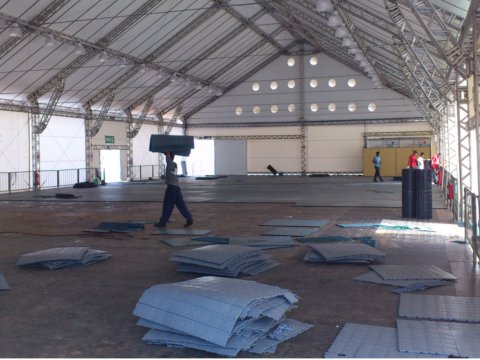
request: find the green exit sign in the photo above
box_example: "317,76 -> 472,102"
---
105,135 -> 115,144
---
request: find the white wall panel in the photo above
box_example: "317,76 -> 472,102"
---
188,53 -> 423,126
0,110 -> 29,172
248,140 -> 301,173
188,126 -> 299,137
92,120 -> 127,146
215,140 -> 247,175
40,115 -> 85,170
133,124 -> 159,165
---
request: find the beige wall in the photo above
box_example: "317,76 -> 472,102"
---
189,123 -> 433,173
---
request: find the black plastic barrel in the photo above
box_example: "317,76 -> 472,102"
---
402,169 -> 416,218
414,169 -> 432,219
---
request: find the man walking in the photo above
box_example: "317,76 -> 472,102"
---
372,151 -> 384,182
155,151 -> 193,227
407,150 -> 418,168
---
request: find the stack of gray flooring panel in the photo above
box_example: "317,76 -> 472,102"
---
133,276 -> 312,356
354,265 -> 456,293
324,323 -> 442,358
303,243 -> 385,264
228,236 -> 297,249
396,293 -> 480,357
149,134 -> 194,156
0,273 -> 10,290
170,244 -> 279,277
16,247 -> 111,270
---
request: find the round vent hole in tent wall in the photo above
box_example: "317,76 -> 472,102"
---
368,103 -> 377,112
270,81 -> 278,90
287,57 -> 295,66
310,56 -> 318,65
252,82 -> 260,92
348,78 -> 356,87
328,79 -> 336,87
288,104 -> 296,112
310,79 -> 318,88
328,103 -> 336,112
235,107 -> 243,116
310,103 -> 319,112
288,80 -> 296,89
271,105 -> 278,113
253,106 -> 260,114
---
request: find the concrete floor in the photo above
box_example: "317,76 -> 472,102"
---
0,175 -> 478,357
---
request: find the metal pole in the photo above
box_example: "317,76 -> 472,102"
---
472,193 -> 479,261
473,7 -> 480,195
57,170 -> 60,188
8,172 -> 11,193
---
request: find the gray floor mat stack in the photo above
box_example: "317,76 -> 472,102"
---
303,243 -> 385,264
16,247 -> 111,270
169,244 -> 280,277
396,293 -> 480,357
0,273 -> 10,290
260,219 -> 329,227
354,265 -> 457,293
133,276 -> 312,356
84,221 -> 145,233
324,323 -> 441,358
398,293 -> 480,323
262,227 -> 319,237
228,236 -> 297,249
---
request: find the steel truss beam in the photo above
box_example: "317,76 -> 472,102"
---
125,8 -> 272,115
404,0 -> 467,79
208,135 -> 302,140
216,0 -> 284,50
0,0 -> 68,59
384,0 -> 451,100
29,80 -> 64,177
85,4 -> 220,108
27,0 -> 163,99
164,105 -> 183,135
84,89 -> 115,180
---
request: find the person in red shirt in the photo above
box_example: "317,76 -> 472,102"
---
407,150 -> 418,168
431,152 -> 441,183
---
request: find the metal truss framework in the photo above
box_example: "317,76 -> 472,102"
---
126,97 -> 154,179
384,0 -> 446,118
0,0 -> 67,59
29,0 -> 163,99
83,89 -> 115,180
29,80 -> 64,177
84,4 -> 222,109
210,135 -> 303,140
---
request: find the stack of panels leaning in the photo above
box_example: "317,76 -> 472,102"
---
133,276 -> 312,356
16,247 -> 111,270
354,264 -> 457,293
402,169 -> 432,219
303,243 -> 385,264
149,134 -> 194,157
169,244 -> 279,277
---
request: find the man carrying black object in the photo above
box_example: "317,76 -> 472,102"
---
155,151 -> 193,227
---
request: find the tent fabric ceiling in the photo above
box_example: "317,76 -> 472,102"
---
0,0 -> 472,126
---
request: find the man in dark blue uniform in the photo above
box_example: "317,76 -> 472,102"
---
155,151 -> 193,227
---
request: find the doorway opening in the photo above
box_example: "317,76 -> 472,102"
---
100,149 -> 122,183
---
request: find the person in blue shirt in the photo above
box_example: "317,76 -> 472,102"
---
154,151 -> 193,227
372,151 -> 384,182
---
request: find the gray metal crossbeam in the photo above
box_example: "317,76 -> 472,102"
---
0,0 -> 68,59
84,4 -> 220,108
29,0 -> 163,99
216,0 -> 285,50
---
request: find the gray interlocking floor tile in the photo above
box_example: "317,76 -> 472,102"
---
260,218 -> 329,227
399,293 -> 480,323
370,265 -> 457,280
162,237 -> 210,247
397,319 -> 480,357
229,236 -> 297,249
16,247 -> 89,266
262,227 -> 319,237
133,276 -> 298,347
309,243 -> 385,261
353,271 -> 419,287
324,323 -> 439,358
152,228 -> 211,236
392,280 -> 452,294
0,274 -> 10,290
